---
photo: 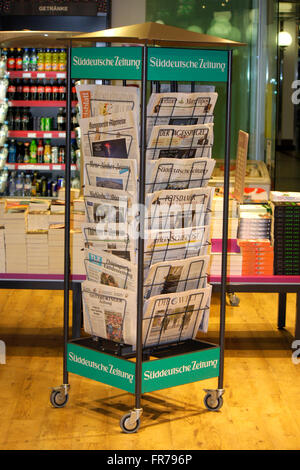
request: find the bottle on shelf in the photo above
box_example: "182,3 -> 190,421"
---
58,49 -> 67,72
37,49 -> 45,72
31,171 -> 38,196
29,139 -> 37,164
44,49 -> 52,72
41,176 -> 47,197
16,171 -> 24,196
57,107 -> 65,131
6,107 -> 14,129
8,171 -> 16,196
52,81 -> 59,101
8,139 -> 17,163
37,80 -> 45,101
51,145 -> 58,164
24,174 -> 32,196
52,49 -> 59,72
23,79 -> 30,100
58,145 -> 65,164
45,80 -> 52,101
22,48 -> 30,72
71,139 -> 77,164
16,48 -> 23,71
23,142 -> 30,163
7,48 -> 16,71
21,108 -> 30,131
58,80 -> 66,101
37,139 -> 44,163
44,139 -> 51,163
16,141 -> 24,163
29,48 -> 37,72
7,79 -> 16,100
16,78 -> 23,100
30,79 -> 38,100
14,108 -> 21,131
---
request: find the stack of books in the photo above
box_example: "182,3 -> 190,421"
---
49,201 -> 65,226
238,204 -> 271,240
27,232 -> 49,274
48,224 -> 65,274
0,227 -> 5,273
4,206 -> 27,273
71,229 -> 85,275
270,194 -> 300,275
238,239 -> 274,276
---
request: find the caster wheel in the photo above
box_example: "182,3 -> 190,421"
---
229,294 -> 240,307
204,393 -> 223,411
50,389 -> 69,408
120,413 -> 140,434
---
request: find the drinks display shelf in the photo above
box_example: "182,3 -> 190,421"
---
9,100 -> 77,107
8,131 -> 76,139
5,163 -> 78,171
8,71 -> 67,79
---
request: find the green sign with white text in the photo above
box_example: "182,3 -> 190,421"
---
71,47 -> 228,82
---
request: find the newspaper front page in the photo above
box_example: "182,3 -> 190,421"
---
146,157 -> 216,192
76,84 -> 140,122
82,280 -> 137,345
84,247 -> 137,291
144,255 -> 209,299
143,285 -> 212,348
84,157 -> 137,194
146,123 -> 214,160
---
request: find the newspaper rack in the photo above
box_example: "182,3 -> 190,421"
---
51,23 -> 244,433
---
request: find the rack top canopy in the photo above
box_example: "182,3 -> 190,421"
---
69,22 -> 246,48
0,30 -> 84,48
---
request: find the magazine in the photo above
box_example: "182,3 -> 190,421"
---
84,157 -> 137,194
144,255 -> 209,299
146,157 -> 216,192
146,123 -> 214,160
84,247 -> 137,291
145,187 -> 214,230
79,111 -> 139,163
146,92 -> 218,138
82,280 -> 137,345
144,225 -> 210,267
142,285 -> 212,348
82,222 -> 136,262
76,84 -> 140,121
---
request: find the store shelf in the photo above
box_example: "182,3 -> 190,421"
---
8,131 -> 76,139
0,273 -> 85,281
9,100 -> 77,107
8,71 -> 66,79
5,163 -> 78,171
209,275 -> 300,285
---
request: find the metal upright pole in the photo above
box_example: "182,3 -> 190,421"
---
63,43 -> 72,386
135,44 -> 148,412
218,49 -> 233,390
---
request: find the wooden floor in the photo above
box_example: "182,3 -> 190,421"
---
0,288 -> 300,450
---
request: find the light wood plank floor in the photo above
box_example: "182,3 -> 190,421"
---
0,288 -> 300,450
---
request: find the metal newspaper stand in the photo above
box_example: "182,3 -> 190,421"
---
50,23 -> 245,433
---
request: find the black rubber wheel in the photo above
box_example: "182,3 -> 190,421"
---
120,413 -> 140,433
204,393 -> 223,411
50,390 -> 69,408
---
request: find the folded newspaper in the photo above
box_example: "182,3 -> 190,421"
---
84,157 -> 137,194
82,280 -> 137,345
146,123 -> 214,160
82,222 -> 136,262
144,225 -> 210,267
144,255 -> 209,299
147,92 -> 218,137
84,246 -> 137,291
79,111 -> 139,163
145,187 -> 214,230
76,84 -> 140,121
146,157 -> 216,192
143,285 -> 212,348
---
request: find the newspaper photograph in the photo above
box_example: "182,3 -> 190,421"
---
79,111 -> 139,163
145,187 -> 214,230
84,247 -> 137,291
146,92 -> 218,137
76,84 -> 140,121
84,157 -> 137,194
82,280 -> 137,345
144,225 -> 210,267
142,285 -> 212,348
146,157 -> 216,192
146,123 -> 214,160
144,255 -> 209,299
82,223 -> 136,262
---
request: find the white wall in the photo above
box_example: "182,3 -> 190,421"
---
111,0 -> 146,28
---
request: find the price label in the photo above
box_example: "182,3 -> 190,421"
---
37,73 -> 46,78
44,133 -> 52,138
23,73 -> 31,78
52,165 -> 62,171
28,133 -> 37,138
58,132 -> 65,138
57,73 -> 66,79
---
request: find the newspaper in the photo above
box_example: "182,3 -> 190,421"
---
79,111 -> 139,163
143,285 -> 212,348
147,92 -> 218,138
82,222 -> 136,262
146,157 -> 216,192
144,225 -> 210,267
76,84 -> 140,121
84,157 -> 137,194
198,286 -> 212,334
84,184 -> 136,209
84,247 -> 137,291
82,280 -> 137,345
144,255 -> 209,299
146,123 -> 214,160
145,187 -> 214,230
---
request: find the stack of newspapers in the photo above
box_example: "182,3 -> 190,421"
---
76,84 -> 217,350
